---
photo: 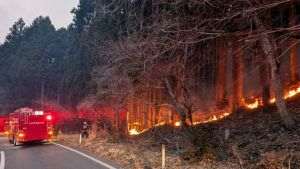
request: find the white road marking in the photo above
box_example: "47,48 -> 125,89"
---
0,151 -> 5,169
52,143 -> 118,169
4,147 -> 20,151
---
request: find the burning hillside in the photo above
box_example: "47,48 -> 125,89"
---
127,81 -> 300,136
59,95 -> 300,169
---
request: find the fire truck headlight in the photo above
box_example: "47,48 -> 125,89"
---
48,131 -> 53,135
18,133 -> 25,138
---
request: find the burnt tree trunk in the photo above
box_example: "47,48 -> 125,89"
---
289,6 -> 299,83
232,43 -> 244,111
254,16 -> 295,128
146,87 -> 152,128
290,43 -> 298,83
153,87 -> 160,125
259,56 -> 271,105
216,38 -> 228,107
164,78 -> 188,126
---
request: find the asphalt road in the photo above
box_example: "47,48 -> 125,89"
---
0,137 -> 119,169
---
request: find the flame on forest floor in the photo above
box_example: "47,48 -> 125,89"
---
129,128 -> 150,136
174,111 -> 230,127
174,121 -> 181,127
284,85 -> 300,99
244,98 -> 261,109
154,122 -> 166,127
199,112 -> 230,124
128,122 -> 168,135
243,83 -> 300,109
128,83 -> 300,136
129,128 -> 140,135
129,111 -> 231,135
270,85 -> 300,104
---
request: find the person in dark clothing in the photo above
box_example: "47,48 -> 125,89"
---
81,121 -> 89,139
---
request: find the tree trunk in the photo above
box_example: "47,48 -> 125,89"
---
290,43 -> 298,83
259,57 -> 271,105
232,43 -> 244,111
164,78 -> 188,126
289,6 -> 298,83
216,38 -> 227,106
146,87 -> 152,128
115,109 -> 120,132
254,16 -> 295,128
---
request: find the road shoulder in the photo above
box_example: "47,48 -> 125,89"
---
53,142 -> 122,169
0,151 -> 5,169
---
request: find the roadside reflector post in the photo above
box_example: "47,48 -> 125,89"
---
162,144 -> 166,169
0,151 -> 5,169
79,134 -> 82,145
225,128 -> 230,141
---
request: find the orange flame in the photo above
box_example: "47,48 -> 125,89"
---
128,83 -> 300,136
192,111 -> 230,125
270,97 -> 276,104
129,128 -> 141,135
128,122 -> 168,135
174,121 -> 181,127
269,84 -> 300,104
244,98 -> 260,109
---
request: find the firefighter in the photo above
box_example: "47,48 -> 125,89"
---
81,121 -> 89,139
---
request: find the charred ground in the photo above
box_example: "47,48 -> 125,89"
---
130,97 -> 300,169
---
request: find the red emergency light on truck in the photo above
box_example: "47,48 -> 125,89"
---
0,115 -> 8,134
7,107 -> 53,146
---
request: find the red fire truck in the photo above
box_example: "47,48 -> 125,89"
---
0,115 -> 7,134
7,107 -> 53,146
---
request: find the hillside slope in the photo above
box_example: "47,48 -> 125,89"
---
59,97 -> 300,169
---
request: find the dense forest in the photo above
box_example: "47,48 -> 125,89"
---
1,0 -> 300,129
0,0 -> 94,113
2,0 -> 300,168
83,0 -> 300,130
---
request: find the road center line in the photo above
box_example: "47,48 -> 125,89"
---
0,151 -> 5,169
52,143 -> 117,169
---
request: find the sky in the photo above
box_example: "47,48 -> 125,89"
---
0,0 -> 78,43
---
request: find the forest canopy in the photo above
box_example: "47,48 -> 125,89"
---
0,0 -> 300,129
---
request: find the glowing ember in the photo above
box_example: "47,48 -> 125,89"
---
193,121 -> 202,125
128,122 -> 167,135
129,129 -> 140,135
223,112 -> 230,117
284,88 -> 300,99
269,97 -> 276,104
154,122 -> 166,127
245,98 -> 260,109
297,86 -> 300,93
211,115 -> 218,121
174,121 -> 181,127
193,112 -> 230,125
268,84 -> 300,104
